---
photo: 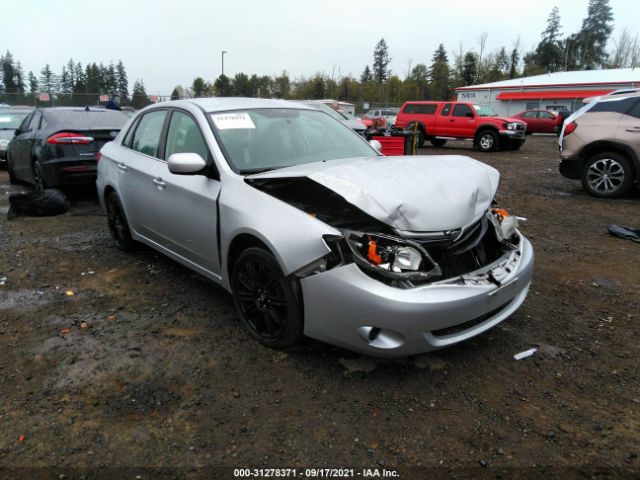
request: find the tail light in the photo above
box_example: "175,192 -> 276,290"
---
564,121 -> 577,136
97,151 -> 102,163
47,132 -> 94,145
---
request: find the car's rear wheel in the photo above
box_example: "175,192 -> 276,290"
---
231,247 -> 303,349
32,161 -> 46,191
581,152 -> 634,198
476,130 -> 499,152
430,139 -> 447,147
106,191 -> 136,251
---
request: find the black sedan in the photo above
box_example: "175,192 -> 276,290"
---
7,107 -> 130,189
0,107 -> 33,164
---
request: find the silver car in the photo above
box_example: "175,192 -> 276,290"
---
97,98 -> 533,358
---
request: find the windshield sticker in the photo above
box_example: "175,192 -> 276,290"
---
0,117 -> 11,123
212,112 -> 255,130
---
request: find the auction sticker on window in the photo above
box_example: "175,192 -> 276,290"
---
211,112 -> 255,130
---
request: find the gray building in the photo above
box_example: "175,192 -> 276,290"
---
455,68 -> 640,116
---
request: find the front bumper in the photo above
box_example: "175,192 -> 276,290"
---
300,234 -> 534,357
498,130 -> 526,140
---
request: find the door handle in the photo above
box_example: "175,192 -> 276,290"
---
450,119 -> 454,122
626,129 -> 640,133
117,163 -> 127,171
152,177 -> 166,189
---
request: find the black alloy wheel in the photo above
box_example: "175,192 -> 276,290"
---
106,192 -> 136,251
231,248 -> 303,348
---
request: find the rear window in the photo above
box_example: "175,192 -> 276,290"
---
403,104 -> 437,115
44,109 -> 130,130
589,97 -> 637,114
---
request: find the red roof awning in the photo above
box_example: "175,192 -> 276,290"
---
496,89 -> 614,101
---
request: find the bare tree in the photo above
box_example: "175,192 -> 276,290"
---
477,32 -> 488,83
610,28 -> 640,68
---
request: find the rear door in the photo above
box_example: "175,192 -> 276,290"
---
616,98 -> 640,151
117,109 -> 169,241
13,112 -> 41,180
152,109 -> 222,275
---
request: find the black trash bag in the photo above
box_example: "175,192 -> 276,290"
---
7,189 -> 70,220
608,224 -> 640,243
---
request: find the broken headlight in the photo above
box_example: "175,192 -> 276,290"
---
345,231 -> 442,281
490,208 -> 519,241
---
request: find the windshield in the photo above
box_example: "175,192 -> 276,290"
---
0,111 -> 30,129
303,102 -> 347,121
210,108 -> 376,174
472,105 -> 497,117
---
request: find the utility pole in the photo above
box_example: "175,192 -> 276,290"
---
221,50 -> 228,96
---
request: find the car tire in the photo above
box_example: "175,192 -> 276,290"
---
231,247 -> 304,349
106,191 -> 137,251
32,161 -> 47,191
430,139 -> 447,147
581,152 -> 634,198
6,153 -> 18,185
476,130 -> 499,152
408,123 -> 425,147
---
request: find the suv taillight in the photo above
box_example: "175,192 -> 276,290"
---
564,121 -> 577,136
47,132 -> 94,144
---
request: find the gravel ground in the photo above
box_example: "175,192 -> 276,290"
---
0,135 -> 639,478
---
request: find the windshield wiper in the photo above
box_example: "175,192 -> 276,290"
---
240,166 -> 286,175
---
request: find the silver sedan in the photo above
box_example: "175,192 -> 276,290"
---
97,98 -> 533,358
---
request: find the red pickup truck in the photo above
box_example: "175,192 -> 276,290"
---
394,101 -> 527,152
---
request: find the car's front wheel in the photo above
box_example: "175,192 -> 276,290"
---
106,191 -> 137,251
231,247 -> 303,349
476,130 -> 499,152
581,152 -> 634,198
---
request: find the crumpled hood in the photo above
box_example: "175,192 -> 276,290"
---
248,155 -> 500,232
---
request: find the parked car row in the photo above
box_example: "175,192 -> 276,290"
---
0,107 -> 33,164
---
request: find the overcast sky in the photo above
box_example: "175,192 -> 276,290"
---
2,0 -> 638,93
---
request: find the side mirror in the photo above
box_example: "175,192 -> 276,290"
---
466,112 -> 474,118
14,128 -> 21,136
167,152 -> 207,175
369,139 -> 382,153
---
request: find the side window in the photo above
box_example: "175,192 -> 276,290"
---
28,112 -> 42,131
19,113 -> 33,132
522,111 -> 537,118
452,104 -> 473,117
122,118 -> 139,148
626,99 -> 640,119
590,97 -> 636,114
165,111 -> 209,161
539,111 -> 553,119
441,103 -> 452,116
131,110 -> 167,158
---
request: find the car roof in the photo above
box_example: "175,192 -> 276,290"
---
152,97 -> 315,113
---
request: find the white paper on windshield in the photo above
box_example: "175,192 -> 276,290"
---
211,112 -> 255,130
0,117 -> 11,123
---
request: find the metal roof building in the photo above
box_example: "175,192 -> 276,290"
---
455,68 -> 640,116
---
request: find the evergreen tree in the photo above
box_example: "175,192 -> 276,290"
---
272,71 -> 291,99
579,0 -> 614,68
116,60 -> 128,101
535,6 -> 564,72
2,51 -> 17,95
360,65 -> 373,83
105,62 -> 117,96
509,48 -> 520,78
311,75 -> 326,99
14,61 -> 25,98
214,75 -> 231,96
408,63 -> 429,99
494,47 -> 510,76
429,44 -> 451,100
191,77 -> 208,97
27,71 -> 38,103
170,87 -> 181,100
232,72 -> 251,97
372,38 -> 391,83
462,52 -> 479,86
39,64 -> 57,94
131,80 -> 149,109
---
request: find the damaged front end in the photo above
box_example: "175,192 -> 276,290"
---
248,176 -> 523,289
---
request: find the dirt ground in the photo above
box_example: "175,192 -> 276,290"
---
0,135 -> 639,479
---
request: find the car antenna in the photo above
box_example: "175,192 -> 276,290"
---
85,105 -> 90,111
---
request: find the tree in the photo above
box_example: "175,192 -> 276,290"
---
131,80 -> 149,109
191,77 -> 208,97
509,46 -> 520,79
429,44 -> 451,100
2,51 -> 17,96
170,86 -> 181,100
408,63 -> 429,99
27,71 -> 38,103
39,64 -> 57,95
272,71 -> 291,98
214,74 -> 231,96
462,52 -> 479,86
14,61 -> 25,99
534,6 -> 564,72
372,38 -> 391,83
311,75 -> 326,99
115,60 -> 128,101
610,29 -> 640,68
579,0 -> 614,69
360,65 -> 373,83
